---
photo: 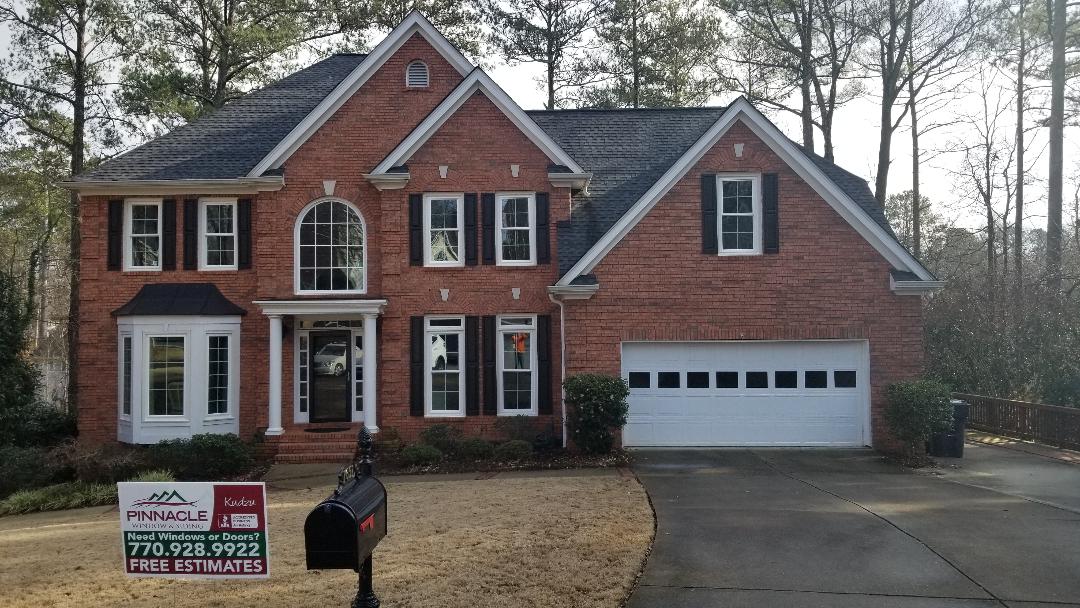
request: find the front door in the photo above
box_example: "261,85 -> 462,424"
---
309,331 -> 352,423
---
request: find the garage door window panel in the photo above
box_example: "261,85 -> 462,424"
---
805,370 -> 828,388
426,317 -> 465,417
746,371 -> 769,389
657,372 -> 680,389
775,370 -> 798,388
497,316 -> 537,415
686,372 -> 710,389
834,370 -> 857,388
628,372 -> 651,389
716,372 -> 739,389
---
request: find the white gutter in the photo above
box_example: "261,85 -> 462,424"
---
548,290 -> 569,448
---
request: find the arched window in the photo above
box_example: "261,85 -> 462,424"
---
295,199 -> 365,293
406,60 -> 429,88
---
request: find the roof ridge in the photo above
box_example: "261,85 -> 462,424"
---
527,106 -> 727,113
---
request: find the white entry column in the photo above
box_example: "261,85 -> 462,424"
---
266,314 -> 284,436
362,313 -> 379,433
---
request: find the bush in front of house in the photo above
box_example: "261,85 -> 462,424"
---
147,434 -> 254,480
419,424 -> 462,456
457,437 -> 495,461
565,374 -> 630,454
401,443 -> 443,467
71,441 -> 148,484
494,439 -> 533,461
0,445 -> 59,498
0,402 -> 77,448
0,469 -> 175,517
0,271 -> 39,418
885,379 -> 955,456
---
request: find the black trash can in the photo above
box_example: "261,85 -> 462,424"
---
928,399 -> 968,458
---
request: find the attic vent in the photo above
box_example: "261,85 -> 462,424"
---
406,61 -> 429,88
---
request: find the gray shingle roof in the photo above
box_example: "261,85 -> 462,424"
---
113,283 -> 247,316
528,107 -> 898,276
75,54 -> 367,182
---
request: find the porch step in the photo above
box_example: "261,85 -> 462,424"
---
273,451 -> 354,464
274,440 -> 357,454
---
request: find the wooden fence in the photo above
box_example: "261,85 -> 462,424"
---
955,393 -> 1080,451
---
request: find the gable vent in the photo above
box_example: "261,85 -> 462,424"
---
406,61 -> 429,88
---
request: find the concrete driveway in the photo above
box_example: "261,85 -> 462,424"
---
629,445 -> 1080,607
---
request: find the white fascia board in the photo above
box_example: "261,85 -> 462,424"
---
370,70 -> 586,176
58,176 -> 284,196
891,277 -> 946,295
246,10 -> 474,178
363,172 -> 411,190
254,299 -> 388,317
549,172 -> 592,191
547,284 -> 599,300
556,97 -> 933,286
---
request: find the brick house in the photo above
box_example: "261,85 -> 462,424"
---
61,12 -> 940,461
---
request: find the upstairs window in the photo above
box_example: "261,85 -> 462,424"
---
496,193 -> 535,265
295,199 -> 366,293
199,199 -> 237,269
125,199 -> 162,270
424,193 -> 464,266
406,60 -> 429,88
717,175 -> 762,255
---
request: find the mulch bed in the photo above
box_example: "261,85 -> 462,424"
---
368,449 -> 633,476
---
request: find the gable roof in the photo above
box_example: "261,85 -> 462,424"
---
371,69 -> 585,176
537,98 -> 933,283
72,54 -> 367,183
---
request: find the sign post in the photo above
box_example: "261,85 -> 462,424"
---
117,481 -> 270,579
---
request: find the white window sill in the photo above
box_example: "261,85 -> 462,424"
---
425,411 -> 466,418
716,251 -> 762,257
198,266 -> 239,272
294,289 -> 368,296
423,262 -> 465,268
495,261 -> 537,267
123,267 -> 162,272
497,410 -> 538,417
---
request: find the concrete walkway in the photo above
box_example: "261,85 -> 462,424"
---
629,446 -> 1080,607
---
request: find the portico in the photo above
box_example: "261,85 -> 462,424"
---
254,299 -> 387,436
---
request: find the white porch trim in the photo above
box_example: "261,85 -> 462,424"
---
255,299 -> 388,434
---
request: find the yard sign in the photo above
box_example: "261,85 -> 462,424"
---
117,481 -> 270,579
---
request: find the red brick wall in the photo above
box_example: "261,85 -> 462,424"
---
562,121 -> 924,450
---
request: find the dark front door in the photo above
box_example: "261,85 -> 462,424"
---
309,331 -> 351,423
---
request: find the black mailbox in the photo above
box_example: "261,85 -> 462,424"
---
303,428 -> 386,608
305,475 -> 387,570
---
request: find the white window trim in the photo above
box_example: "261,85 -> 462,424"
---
405,60 -> 429,88
495,192 -> 536,266
123,198 -> 163,271
425,316 -> 466,418
423,193 -> 466,268
293,197 -> 368,295
145,333 -> 189,420
717,174 -> 763,256
198,198 -> 238,270
118,333 -> 133,420
496,315 -> 538,416
204,333 -> 236,420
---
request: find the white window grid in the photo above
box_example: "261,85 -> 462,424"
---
425,316 -> 465,417
199,199 -> 237,269
497,316 -> 538,415
424,193 -> 465,267
495,192 -> 536,265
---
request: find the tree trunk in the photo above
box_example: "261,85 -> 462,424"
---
1046,0 -> 1065,292
875,100 -> 893,205
67,0 -> 88,415
799,2 -> 815,151
631,5 -> 640,108
908,49 -> 921,259
1015,0 -> 1025,300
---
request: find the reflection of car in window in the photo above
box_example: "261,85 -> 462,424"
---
313,342 -> 362,376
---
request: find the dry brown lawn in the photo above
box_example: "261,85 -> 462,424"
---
0,472 -> 652,607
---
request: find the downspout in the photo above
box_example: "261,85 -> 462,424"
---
548,291 -> 568,448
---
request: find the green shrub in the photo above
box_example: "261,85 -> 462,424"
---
0,402 -> 76,447
493,439 -> 533,461
494,415 -> 535,442
419,424 -> 462,456
885,379 -> 955,455
0,481 -> 117,516
130,469 -> 176,482
374,426 -> 404,454
401,444 -> 443,467
564,374 -> 630,454
147,434 -> 254,480
0,272 -> 39,418
457,437 -> 495,460
0,445 -> 57,498
72,442 -> 147,484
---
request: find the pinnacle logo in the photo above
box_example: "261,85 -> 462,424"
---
132,490 -> 198,508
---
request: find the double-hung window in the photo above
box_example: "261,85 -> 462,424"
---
147,336 -> 185,417
497,316 -> 537,415
207,335 -> 230,415
717,175 -> 762,255
496,193 -> 535,265
200,199 -> 237,269
425,317 -> 465,417
125,199 -> 162,270
424,193 -> 464,266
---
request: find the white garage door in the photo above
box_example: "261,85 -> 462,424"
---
621,341 -> 870,447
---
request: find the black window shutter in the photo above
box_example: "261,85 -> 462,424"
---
702,174 -> 718,254
107,200 -> 123,270
409,194 -> 423,266
465,316 -> 480,415
537,314 -> 553,415
481,193 -> 495,265
464,193 -> 478,266
536,193 -> 550,264
183,199 -> 198,270
482,315 -> 497,414
162,198 -> 177,270
763,173 -> 779,254
410,316 -> 424,416
237,198 -> 252,269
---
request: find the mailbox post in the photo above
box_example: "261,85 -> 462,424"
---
304,428 -> 387,608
